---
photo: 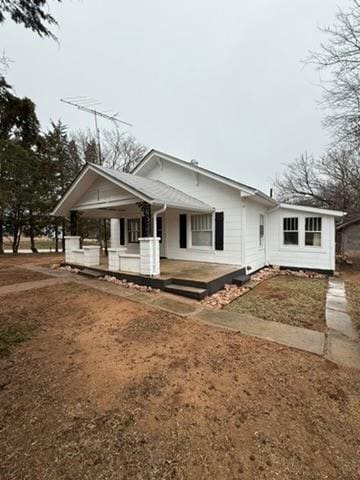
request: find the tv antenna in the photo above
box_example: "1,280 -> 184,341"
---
60,96 -> 132,163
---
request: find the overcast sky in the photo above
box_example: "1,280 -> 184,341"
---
1,0 -> 350,193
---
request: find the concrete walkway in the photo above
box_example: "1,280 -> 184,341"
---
325,278 -> 360,369
9,265 -> 360,369
194,308 -> 325,355
0,277 -> 70,296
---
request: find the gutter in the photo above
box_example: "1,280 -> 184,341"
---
153,204 -> 167,238
152,204 -> 167,273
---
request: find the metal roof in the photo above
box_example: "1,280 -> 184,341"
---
91,163 -> 214,211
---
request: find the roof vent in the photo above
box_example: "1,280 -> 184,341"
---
190,159 -> 199,166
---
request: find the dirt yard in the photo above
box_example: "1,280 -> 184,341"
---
1,255 -> 360,479
224,275 -> 328,332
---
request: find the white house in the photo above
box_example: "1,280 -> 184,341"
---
52,149 -> 343,298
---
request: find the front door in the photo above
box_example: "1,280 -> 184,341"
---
157,216 -> 166,258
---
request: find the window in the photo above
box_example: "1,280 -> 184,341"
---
283,217 -> 298,245
259,214 -> 265,247
305,217 -> 322,246
127,218 -> 140,243
191,214 -> 212,247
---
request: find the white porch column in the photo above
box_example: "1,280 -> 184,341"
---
139,237 -> 160,276
83,246 -> 100,267
64,236 -> 80,264
108,247 -> 128,271
110,218 -> 121,248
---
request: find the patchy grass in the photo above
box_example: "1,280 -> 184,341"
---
0,324 -> 29,357
340,259 -> 360,331
225,275 -> 328,331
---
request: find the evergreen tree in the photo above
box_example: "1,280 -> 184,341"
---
0,0 -> 61,39
42,121 -> 83,251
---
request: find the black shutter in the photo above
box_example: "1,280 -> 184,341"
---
141,216 -> 147,237
156,216 -> 162,242
179,214 -> 187,248
215,212 -> 224,250
120,218 -> 125,245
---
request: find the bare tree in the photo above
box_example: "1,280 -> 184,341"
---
308,0 -> 360,148
102,130 -> 146,172
72,128 -> 146,171
275,149 -> 360,214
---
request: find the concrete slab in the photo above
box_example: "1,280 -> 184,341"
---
325,334 -> 360,369
23,265 -> 71,277
73,276 -> 139,298
327,287 -> 346,298
328,278 -> 344,288
194,308 -> 325,356
326,309 -> 358,340
0,277 -> 70,296
326,296 -> 348,313
151,296 -> 199,315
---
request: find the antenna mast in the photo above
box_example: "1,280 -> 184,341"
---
60,97 -> 132,164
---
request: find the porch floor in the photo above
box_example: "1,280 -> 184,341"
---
71,256 -> 245,300
157,259 -> 241,282
98,256 -> 240,282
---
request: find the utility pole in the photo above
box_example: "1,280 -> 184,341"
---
60,97 -> 132,164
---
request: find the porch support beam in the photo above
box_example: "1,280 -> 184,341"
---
110,218 -> 121,248
137,201 -> 152,237
70,210 -> 79,236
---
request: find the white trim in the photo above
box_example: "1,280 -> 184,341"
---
52,163 -> 214,217
52,164 -> 151,216
279,203 -> 344,217
133,150 -> 276,205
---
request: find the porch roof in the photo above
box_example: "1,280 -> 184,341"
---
52,163 -> 214,217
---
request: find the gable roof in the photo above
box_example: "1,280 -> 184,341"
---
51,162 -> 213,216
92,164 -> 213,211
132,149 -> 277,206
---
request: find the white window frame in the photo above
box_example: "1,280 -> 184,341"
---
305,217 -> 322,247
259,214 -> 265,248
190,213 -> 213,249
127,217 -> 141,243
283,217 -> 299,246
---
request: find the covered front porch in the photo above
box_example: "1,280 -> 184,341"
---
53,162 -> 245,298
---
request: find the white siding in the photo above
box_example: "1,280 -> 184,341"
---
74,177 -> 136,208
268,207 -> 336,271
244,199 -> 267,272
142,161 -> 243,265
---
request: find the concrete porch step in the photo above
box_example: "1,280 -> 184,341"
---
164,283 -> 207,300
78,268 -> 105,279
232,274 -> 250,286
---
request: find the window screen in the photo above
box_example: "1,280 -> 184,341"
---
127,218 -> 140,243
191,214 -> 212,247
283,217 -> 299,245
305,217 -> 322,246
